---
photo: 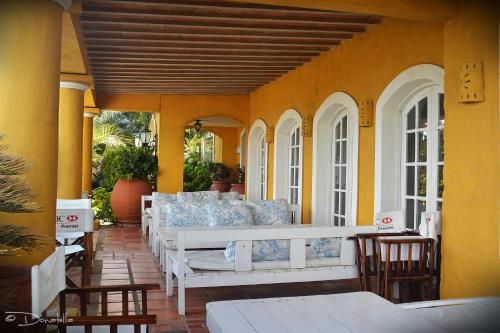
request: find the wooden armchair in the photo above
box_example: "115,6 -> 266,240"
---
56,283 -> 160,333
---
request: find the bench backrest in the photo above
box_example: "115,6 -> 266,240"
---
175,225 -> 377,270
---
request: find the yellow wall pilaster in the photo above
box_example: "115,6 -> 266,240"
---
440,0 -> 500,298
81,112 -> 95,195
57,82 -> 88,199
0,0 -> 64,264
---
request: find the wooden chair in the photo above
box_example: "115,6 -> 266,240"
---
354,231 -> 418,292
56,284 -> 160,333
376,236 -> 435,303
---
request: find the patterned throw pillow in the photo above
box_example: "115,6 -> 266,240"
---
225,199 -> 291,262
206,201 -> 253,227
152,192 -> 176,207
219,191 -> 240,201
177,191 -> 219,204
163,202 -> 210,227
311,238 -> 342,257
247,199 -> 291,225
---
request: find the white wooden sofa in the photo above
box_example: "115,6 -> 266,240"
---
165,224 -> 376,315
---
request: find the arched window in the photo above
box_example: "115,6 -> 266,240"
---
375,64 -> 444,229
247,119 -> 268,201
239,129 -> 247,168
273,109 -> 303,207
312,93 -> 358,226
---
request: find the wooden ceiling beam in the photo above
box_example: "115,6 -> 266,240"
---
90,57 -> 305,66
91,63 -> 296,70
82,0 -> 381,21
225,0 -> 457,22
86,46 -> 321,57
80,12 -> 373,32
87,51 -> 313,61
81,20 -> 361,38
85,38 -> 331,51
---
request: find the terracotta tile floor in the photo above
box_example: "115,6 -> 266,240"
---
86,225 -> 360,333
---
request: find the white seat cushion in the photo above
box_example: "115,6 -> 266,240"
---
182,248 -> 340,271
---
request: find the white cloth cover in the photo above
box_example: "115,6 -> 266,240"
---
31,247 -> 66,316
374,210 -> 404,232
378,236 -> 427,262
419,211 -> 440,242
56,199 -> 94,233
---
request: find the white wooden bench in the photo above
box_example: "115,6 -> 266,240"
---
166,224 -> 376,315
151,203 -> 302,269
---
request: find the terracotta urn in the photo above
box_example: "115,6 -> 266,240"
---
210,181 -> 231,193
230,183 -> 245,195
110,178 -> 152,223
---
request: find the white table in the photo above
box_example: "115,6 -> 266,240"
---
206,292 -> 444,333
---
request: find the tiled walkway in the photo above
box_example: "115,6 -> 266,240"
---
90,225 -> 360,333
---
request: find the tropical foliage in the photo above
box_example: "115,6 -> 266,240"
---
0,134 -> 45,256
92,187 -> 116,223
102,145 -> 158,190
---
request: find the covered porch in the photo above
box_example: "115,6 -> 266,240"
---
0,0 -> 499,332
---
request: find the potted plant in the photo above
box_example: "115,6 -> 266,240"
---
230,165 -> 245,195
208,162 -> 231,192
102,145 -> 157,223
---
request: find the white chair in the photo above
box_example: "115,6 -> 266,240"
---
31,247 -> 66,317
374,210 -> 405,234
56,199 -> 94,286
141,195 -> 153,235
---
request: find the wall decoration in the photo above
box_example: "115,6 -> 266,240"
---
302,115 -> 313,137
359,99 -> 373,127
459,62 -> 484,103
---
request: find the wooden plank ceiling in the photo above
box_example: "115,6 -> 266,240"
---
81,0 -> 382,95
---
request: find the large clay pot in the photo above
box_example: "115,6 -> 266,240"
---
210,181 -> 231,193
111,178 -> 152,223
230,183 -> 245,195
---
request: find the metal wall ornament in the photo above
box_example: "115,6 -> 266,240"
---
359,99 -> 373,127
302,115 -> 313,137
459,62 -> 484,103
265,125 -> 274,143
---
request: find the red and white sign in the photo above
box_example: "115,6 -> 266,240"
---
56,209 -> 93,233
375,211 -> 404,232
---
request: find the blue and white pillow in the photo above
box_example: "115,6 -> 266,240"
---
152,192 -> 176,206
176,191 -> 219,204
247,199 -> 291,226
225,199 -> 292,262
206,201 -> 253,227
163,202 -> 209,227
225,239 -> 290,262
219,191 -> 240,201
311,238 -> 342,257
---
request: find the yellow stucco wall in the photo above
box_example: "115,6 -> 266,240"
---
205,126 -> 239,171
249,17 -> 444,226
440,1 -> 500,298
97,94 -> 249,193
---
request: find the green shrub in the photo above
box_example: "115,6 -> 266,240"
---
92,187 -> 116,223
183,158 -> 212,192
208,162 -> 231,181
102,145 -> 158,190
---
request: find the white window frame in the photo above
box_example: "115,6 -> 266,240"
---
258,136 -> 267,200
247,119 -> 268,201
374,64 -> 444,218
312,92 -> 359,226
288,125 -> 301,205
273,109 -> 303,207
330,113 -> 351,226
400,87 -> 444,229
239,129 -> 247,168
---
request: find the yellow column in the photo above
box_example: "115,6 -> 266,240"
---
0,0 -> 65,264
57,82 -> 88,199
81,111 -> 95,196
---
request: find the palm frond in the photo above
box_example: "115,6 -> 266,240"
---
0,224 -> 47,256
0,145 -> 30,176
0,176 -> 41,212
